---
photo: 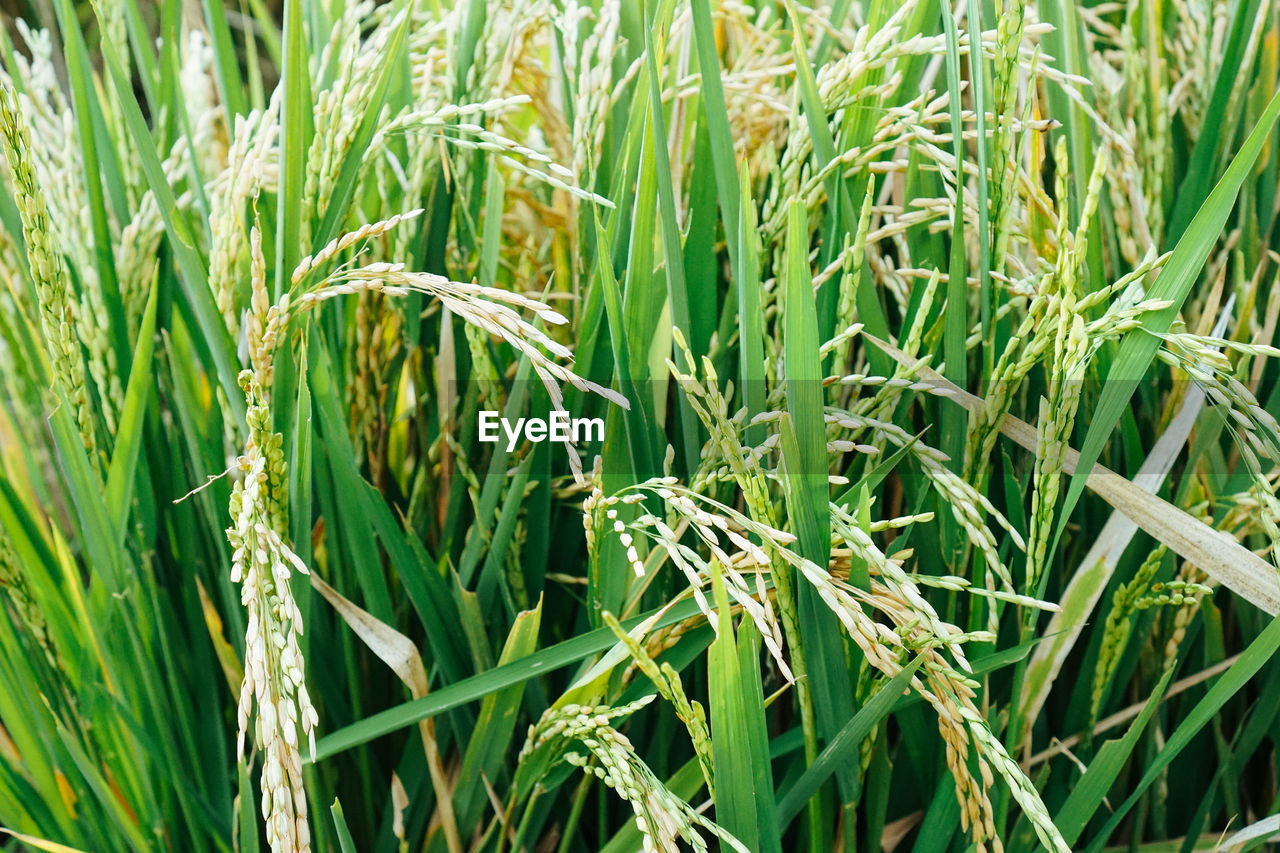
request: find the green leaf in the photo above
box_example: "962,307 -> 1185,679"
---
453,601 -> 542,832
313,599 -> 701,760
307,339 -> 394,621
1084,615 -> 1280,853
708,565 -> 777,853
274,0 -> 314,298
783,201 -> 829,546
963,0 -> 993,351
777,656 -> 924,825
1055,668 -> 1174,845
330,799 -> 357,853
939,0 -> 968,473
202,0 -> 247,119
48,404 -> 125,591
642,6 -> 699,471
105,281 -> 159,545
595,217 -> 654,483
236,763 -> 259,853
781,205 -> 855,802
735,166 -> 767,444
1057,86 -> 1280,549
688,0 -> 741,273
93,8 -> 245,425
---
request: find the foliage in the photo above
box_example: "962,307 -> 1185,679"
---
0,0 -> 1279,851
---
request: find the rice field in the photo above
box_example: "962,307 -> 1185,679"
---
0,0 -> 1279,851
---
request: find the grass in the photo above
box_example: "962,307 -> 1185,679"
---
0,0 -> 1279,851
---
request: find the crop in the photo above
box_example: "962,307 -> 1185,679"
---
0,0 -> 1278,851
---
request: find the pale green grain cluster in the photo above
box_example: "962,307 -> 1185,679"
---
227,367 -> 316,853
990,0 -> 1028,269
0,82 -> 98,462
522,698 -> 749,853
602,611 -> 714,795
0,530 -> 54,672
1089,545 -> 1210,726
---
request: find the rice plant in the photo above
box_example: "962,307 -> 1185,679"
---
0,0 -> 1278,851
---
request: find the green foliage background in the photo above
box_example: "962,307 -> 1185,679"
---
0,0 -> 1278,851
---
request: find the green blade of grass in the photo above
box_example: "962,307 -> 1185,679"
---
330,799 -> 357,853
736,619 -> 783,853
274,0 -> 314,298
964,0 -> 993,365
202,0 -> 246,119
48,403 -> 125,591
1054,668 -> 1174,845
236,763 -> 259,853
1056,87 -> 1280,553
783,201 -> 830,564
453,602 -> 542,832
620,90 -> 664,397
782,0 -> 890,350
707,565 -> 770,853
307,339 -> 395,622
92,12 -> 245,425
595,217 -> 655,482
288,344 -> 313,569
454,357 -> 534,587
735,167 -> 766,443
473,455 -> 531,619
782,199 -> 856,829
50,0 -> 122,329
940,0 -> 968,474
104,281 -> 159,545
312,598 -> 701,760
688,0 -> 740,273
777,655 -> 924,825
643,5 -> 700,472
118,0 -> 159,105
1083,615 -> 1280,853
